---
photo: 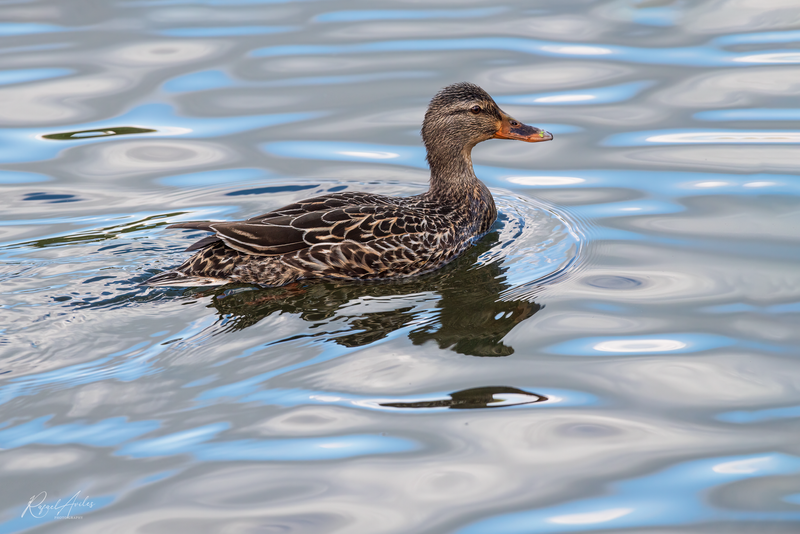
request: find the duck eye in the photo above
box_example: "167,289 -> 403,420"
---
470,105 -> 481,114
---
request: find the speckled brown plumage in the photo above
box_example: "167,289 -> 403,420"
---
145,82 -> 553,288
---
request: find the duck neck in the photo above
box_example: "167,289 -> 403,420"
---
425,141 -> 482,203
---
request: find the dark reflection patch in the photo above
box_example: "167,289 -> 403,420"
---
226,184 -> 318,197
23,192 -> 79,203
42,126 -> 157,141
585,275 -> 642,289
558,423 -> 620,437
380,386 -> 547,410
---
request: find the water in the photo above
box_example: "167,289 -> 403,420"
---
1,0 -> 799,532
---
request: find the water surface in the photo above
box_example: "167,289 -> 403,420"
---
1,1 -> 800,533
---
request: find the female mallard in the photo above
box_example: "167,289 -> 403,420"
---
145,82 -> 553,287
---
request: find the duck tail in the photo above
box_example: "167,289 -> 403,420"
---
141,270 -> 225,288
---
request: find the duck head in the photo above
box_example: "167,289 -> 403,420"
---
421,82 -> 553,180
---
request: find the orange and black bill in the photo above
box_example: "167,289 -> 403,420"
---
494,111 -> 553,142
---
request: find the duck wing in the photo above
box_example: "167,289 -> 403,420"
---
168,192 -> 445,257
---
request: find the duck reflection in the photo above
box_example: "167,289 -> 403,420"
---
380,386 -> 547,410
206,228 -> 541,357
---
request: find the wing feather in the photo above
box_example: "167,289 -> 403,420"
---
168,192 -> 451,257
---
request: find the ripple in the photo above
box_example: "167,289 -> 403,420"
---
487,192 -> 585,299
106,40 -> 227,66
585,275 -> 642,290
0,68 -> 72,86
547,334 -> 734,356
261,141 -> 425,167
77,139 -> 235,178
655,68 -> 800,108
497,81 -> 652,106
0,74 -> 131,125
118,423 -> 419,461
458,453 -> 800,534
3,3 -> 800,531
694,108 -> 800,121
201,385 -> 595,411
251,35 -> 800,67
158,25 -> 293,37
479,63 -> 633,91
605,129 -> 800,146
315,8 -> 505,23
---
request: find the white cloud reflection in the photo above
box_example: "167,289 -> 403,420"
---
646,132 -> 800,144
507,176 -> 585,186
542,45 -> 613,55
734,53 -> 800,64
594,339 -> 687,353
338,151 -> 399,159
549,507 -> 633,524
713,456 -> 772,474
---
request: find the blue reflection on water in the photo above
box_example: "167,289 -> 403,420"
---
785,494 -> 800,505
252,36 -> 800,66
0,23 -> 64,36
0,68 -> 72,86
162,69 -> 235,93
497,81 -> 652,106
694,109 -> 800,121
315,7 -> 505,22
458,453 -> 800,534
0,171 -> 50,184
631,6 -> 677,27
118,422 -> 417,461
259,71 -> 434,87
198,342 -> 357,403
0,416 -> 159,449
118,422 -> 229,457
718,405 -> 800,424
714,29 -> 800,46
193,434 -> 418,461
138,470 -> 181,485
164,70 -> 434,93
158,25 -> 293,37
701,302 -> 800,314
567,199 -> 683,218
130,0 -> 315,5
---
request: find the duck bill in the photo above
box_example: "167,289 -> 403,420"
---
494,113 -> 553,143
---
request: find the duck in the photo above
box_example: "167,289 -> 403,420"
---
144,82 -> 553,288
